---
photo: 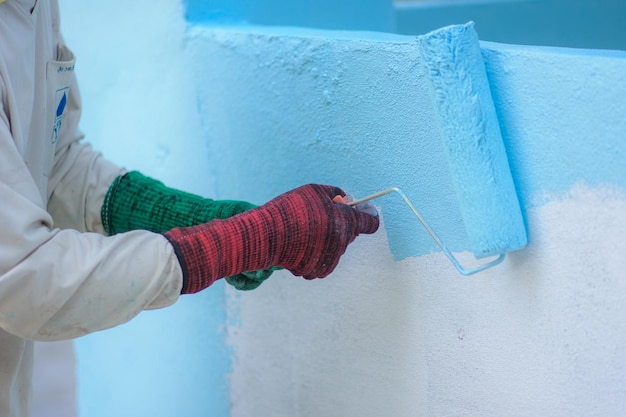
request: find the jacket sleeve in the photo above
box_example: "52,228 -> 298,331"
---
0,78 -> 183,342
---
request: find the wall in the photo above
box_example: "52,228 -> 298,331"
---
395,0 -> 626,50
183,0 -> 394,32
186,26 -> 626,416
59,0 -> 231,416
56,1 -> 626,416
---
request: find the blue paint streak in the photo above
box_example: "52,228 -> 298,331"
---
482,42 -> 626,208
417,23 -> 527,257
186,26 -> 474,261
56,92 -> 67,117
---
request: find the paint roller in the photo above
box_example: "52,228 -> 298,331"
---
348,22 -> 528,275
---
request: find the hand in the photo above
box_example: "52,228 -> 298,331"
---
164,184 -> 380,294
102,171 -> 278,290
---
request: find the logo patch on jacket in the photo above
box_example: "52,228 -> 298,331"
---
51,87 -> 69,144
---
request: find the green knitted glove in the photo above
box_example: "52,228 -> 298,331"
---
226,268 -> 281,291
102,171 -> 276,290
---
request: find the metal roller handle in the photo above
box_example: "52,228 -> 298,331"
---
348,187 -> 505,276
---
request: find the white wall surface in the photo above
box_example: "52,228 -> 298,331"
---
228,185 -> 626,416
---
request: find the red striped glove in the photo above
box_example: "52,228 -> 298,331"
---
164,184 -> 379,294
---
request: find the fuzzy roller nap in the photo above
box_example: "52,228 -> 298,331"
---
349,22 -> 527,274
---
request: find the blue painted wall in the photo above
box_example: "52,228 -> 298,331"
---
185,24 -> 626,261
75,293 -> 230,417
482,42 -> 626,199
187,26 -> 467,261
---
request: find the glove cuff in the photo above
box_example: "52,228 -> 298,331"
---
101,171 -> 256,235
102,171 -> 274,292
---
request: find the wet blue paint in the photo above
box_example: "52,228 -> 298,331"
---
186,24 -> 626,261
417,23 -> 527,257
482,42 -> 626,207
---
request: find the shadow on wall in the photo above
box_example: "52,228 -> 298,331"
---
395,0 -> 626,50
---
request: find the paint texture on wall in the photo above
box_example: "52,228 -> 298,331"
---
481,41 -> 626,201
186,25 -> 481,261
417,23 -> 527,257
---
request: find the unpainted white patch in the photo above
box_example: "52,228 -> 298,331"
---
227,184 -> 626,417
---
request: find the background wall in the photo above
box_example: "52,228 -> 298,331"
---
53,1 -> 232,416
395,0 -> 626,50
184,0 -> 394,32
49,0 -> 626,416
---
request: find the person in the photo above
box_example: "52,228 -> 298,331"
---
0,1 -> 380,415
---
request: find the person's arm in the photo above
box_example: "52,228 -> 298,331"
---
1,118 -> 377,341
164,183 -> 380,294
1,72 -> 378,341
100,171 -> 277,290
0,72 -> 182,341
0,120 -> 182,342
46,75 -> 274,290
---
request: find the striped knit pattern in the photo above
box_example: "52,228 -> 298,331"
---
164,184 -> 380,294
101,171 -> 274,291
102,171 -> 256,235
